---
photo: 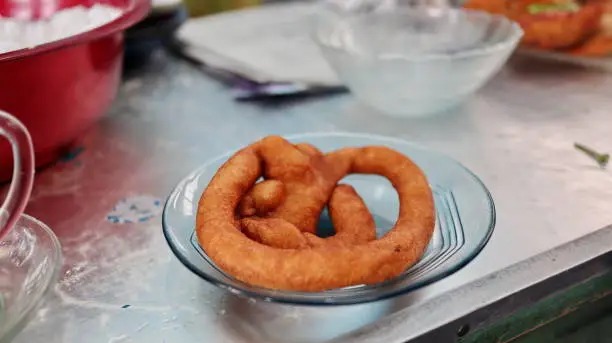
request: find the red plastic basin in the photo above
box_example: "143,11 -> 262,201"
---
0,0 -> 150,182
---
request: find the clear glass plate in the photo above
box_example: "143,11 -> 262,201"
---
162,132 -> 495,305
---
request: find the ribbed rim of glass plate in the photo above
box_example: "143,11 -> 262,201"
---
162,132 -> 496,305
312,8 -> 524,61
1,214 -> 63,341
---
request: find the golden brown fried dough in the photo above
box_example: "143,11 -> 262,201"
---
196,136 -> 435,292
243,184 -> 377,249
254,137 -> 344,234
462,0 -> 508,15
241,217 -> 310,249
306,184 -> 377,247
295,142 -> 324,159
464,0 -> 604,50
569,32 -> 612,56
238,180 -> 285,217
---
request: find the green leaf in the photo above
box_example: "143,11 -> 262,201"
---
574,143 -> 610,169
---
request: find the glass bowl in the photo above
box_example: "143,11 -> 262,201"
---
312,0 -> 523,117
163,133 -> 495,305
0,214 -> 62,343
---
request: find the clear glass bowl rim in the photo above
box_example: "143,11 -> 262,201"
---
312,6 -> 524,62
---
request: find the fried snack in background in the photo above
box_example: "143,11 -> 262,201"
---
462,0 -> 507,15
463,0 -> 606,51
569,32 -> 612,55
515,2 -> 603,50
196,136 -> 435,292
600,1 -> 612,35
569,2 -> 612,56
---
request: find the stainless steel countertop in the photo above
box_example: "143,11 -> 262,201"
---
13,52 -> 612,343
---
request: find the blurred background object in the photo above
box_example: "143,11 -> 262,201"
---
0,0 -> 150,182
183,0 -> 260,18
463,0 -> 612,57
124,0 -> 188,69
312,0 -> 522,117
0,110 -> 62,343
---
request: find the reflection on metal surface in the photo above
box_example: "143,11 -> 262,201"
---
330,226 -> 612,343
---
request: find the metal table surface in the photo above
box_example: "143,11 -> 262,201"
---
13,51 -> 612,343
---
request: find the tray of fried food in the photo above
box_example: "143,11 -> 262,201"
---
464,0 -> 612,68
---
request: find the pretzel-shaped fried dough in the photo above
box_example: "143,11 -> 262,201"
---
196,136 -> 435,291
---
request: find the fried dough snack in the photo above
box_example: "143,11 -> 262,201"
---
238,180 -> 285,217
196,136 -> 435,292
233,141 -> 379,250
241,184 -> 377,249
569,32 -> 612,55
569,2 -> 612,56
464,0 -> 604,50
463,0 -> 507,15
515,2 -> 603,50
